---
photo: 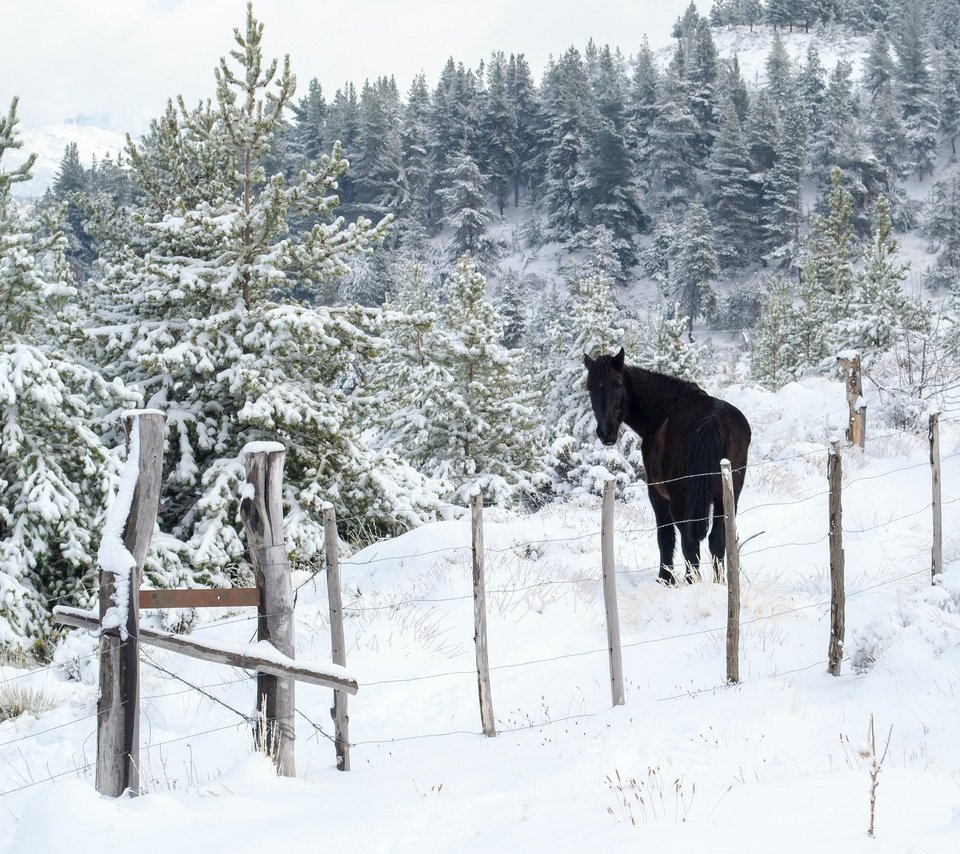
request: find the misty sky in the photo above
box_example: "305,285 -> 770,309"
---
3,0 -> 706,134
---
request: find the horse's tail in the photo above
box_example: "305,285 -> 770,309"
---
686,413 -> 724,541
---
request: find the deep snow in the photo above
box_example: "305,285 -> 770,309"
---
3,376 -> 960,852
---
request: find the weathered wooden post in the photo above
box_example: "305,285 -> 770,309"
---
601,478 -> 625,706
838,352 -> 866,448
240,441 -> 296,776
828,439 -> 845,676
929,411 -> 943,584
323,503 -> 350,770
720,460 -> 740,685
97,409 -> 165,797
470,491 -> 496,737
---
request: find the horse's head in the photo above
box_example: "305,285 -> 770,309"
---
584,347 -> 626,446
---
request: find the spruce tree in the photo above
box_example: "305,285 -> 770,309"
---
707,97 -> 757,269
763,103 -> 808,262
429,254 -> 540,502
440,148 -> 495,263
672,203 -> 720,336
0,98 -> 132,643
86,5 -> 434,569
750,275 -> 801,387
481,52 -> 517,216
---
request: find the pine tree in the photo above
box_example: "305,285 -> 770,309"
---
353,77 -> 405,223
745,89 -> 781,171
440,148 -> 495,263
894,7 -> 941,178
480,51 -> 517,216
429,254 -> 540,502
937,46 -> 960,155
844,195 -> 912,352
647,72 -> 700,207
0,98 -> 132,643
672,203 -> 720,336
542,47 -> 590,242
86,5 -> 434,569
542,271 -> 643,495
750,275 -> 801,387
764,30 -> 794,109
507,53 -> 540,206
497,270 -> 527,348
292,77 -> 327,164
923,175 -> 960,283
763,103 -> 808,262
637,308 -> 704,381
803,166 -> 857,322
707,97 -> 757,268
398,74 -> 432,246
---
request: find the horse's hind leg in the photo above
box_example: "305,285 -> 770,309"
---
678,523 -> 702,583
648,488 -> 677,585
708,502 -> 725,583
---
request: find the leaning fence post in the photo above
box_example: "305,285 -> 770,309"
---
240,441 -> 295,776
930,412 -> 943,584
601,478 -> 625,706
470,490 -> 497,737
323,503 -> 350,770
720,460 -> 740,685
838,351 -> 866,448
828,439 -> 845,676
97,409 -> 165,798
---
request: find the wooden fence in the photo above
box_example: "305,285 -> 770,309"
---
51,390 -> 951,794
54,410 -> 357,797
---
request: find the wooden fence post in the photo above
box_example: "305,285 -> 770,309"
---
323,503 -> 350,770
930,412 -> 943,584
240,442 -> 295,776
838,352 -> 866,448
720,460 -> 740,685
97,409 -> 165,798
828,439 -> 845,676
470,491 -> 496,737
601,479 -> 625,706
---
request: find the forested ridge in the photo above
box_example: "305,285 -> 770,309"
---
3,0 -> 960,644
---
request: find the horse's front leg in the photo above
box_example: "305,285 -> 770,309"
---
648,488 -> 677,585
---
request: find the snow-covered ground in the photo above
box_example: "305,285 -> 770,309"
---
2,375 -> 960,852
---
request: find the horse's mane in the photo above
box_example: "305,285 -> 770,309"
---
626,364 -> 705,399
586,353 -> 704,399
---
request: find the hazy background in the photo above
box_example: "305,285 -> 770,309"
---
3,0 -> 706,133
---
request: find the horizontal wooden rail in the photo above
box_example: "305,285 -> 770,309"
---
139,588 -> 260,609
54,607 -> 358,695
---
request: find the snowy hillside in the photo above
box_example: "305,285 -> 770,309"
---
10,124 -> 128,198
3,376 -> 960,852
706,24 -> 872,82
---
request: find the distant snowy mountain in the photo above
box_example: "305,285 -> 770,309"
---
11,123 -> 129,198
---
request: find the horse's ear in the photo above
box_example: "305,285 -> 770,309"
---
612,347 -> 625,371
583,353 -> 594,370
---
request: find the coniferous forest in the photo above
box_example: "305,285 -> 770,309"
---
4,0 -> 960,644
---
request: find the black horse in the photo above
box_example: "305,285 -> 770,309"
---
584,348 -> 751,585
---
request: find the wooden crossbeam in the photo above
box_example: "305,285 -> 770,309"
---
139,588 -> 260,609
54,607 -> 358,695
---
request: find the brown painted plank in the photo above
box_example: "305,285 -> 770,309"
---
139,588 -> 260,609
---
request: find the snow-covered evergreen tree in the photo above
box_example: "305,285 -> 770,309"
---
750,275 -> 801,388
843,195 -> 914,352
671,203 -> 720,336
440,149 -> 495,264
0,98 -> 133,644
85,5 -> 438,571
542,271 -> 643,495
707,97 -> 757,268
427,254 -> 541,502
